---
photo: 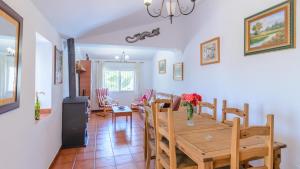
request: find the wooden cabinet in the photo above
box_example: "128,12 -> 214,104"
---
77,60 -> 91,98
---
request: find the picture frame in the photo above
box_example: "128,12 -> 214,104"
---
54,46 -> 63,84
200,37 -> 220,65
173,63 -> 184,81
0,0 -> 23,114
244,0 -> 296,55
158,59 -> 166,74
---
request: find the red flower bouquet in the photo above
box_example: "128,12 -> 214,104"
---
181,93 -> 202,125
181,93 -> 202,107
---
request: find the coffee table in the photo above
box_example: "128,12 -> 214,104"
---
112,106 -> 132,129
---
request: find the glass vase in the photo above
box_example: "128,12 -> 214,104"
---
186,104 -> 194,126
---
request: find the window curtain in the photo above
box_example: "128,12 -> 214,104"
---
135,62 -> 142,98
91,60 -> 103,110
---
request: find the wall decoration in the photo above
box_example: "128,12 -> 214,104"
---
173,63 -> 184,81
200,37 -> 220,65
54,46 -> 63,84
125,28 -> 160,43
245,0 -> 296,55
0,0 -> 23,114
158,59 -> 166,74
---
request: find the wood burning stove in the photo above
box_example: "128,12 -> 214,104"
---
62,38 -> 88,148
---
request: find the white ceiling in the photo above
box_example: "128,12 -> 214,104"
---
31,0 -> 163,38
31,0 -> 198,38
76,44 -> 159,60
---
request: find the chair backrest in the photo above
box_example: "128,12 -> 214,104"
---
198,98 -> 217,120
145,89 -> 154,101
144,102 -> 157,141
222,100 -> 249,128
231,115 -> 274,169
96,88 -> 109,106
154,92 -> 182,111
155,99 -> 177,169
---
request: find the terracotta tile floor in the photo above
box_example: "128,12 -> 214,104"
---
50,112 -> 155,169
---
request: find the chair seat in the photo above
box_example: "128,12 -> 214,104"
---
148,138 -> 184,157
215,165 -> 245,169
160,153 -> 197,169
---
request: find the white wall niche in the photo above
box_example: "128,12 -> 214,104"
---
35,32 -> 53,110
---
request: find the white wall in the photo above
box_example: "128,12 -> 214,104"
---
35,33 -> 53,109
152,0 -> 300,168
0,0 -> 63,169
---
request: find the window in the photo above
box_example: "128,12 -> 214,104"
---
103,70 -> 135,92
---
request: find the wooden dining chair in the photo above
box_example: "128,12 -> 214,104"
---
144,101 -> 157,169
198,98 -> 217,120
231,115 -> 274,169
155,99 -> 197,169
222,100 -> 249,128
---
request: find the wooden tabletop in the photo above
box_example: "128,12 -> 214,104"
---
160,111 -> 287,169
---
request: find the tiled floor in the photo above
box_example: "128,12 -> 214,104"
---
51,112 -> 155,169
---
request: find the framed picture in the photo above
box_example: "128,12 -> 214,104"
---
245,0 -> 296,55
54,46 -> 63,84
173,63 -> 184,81
0,0 -> 23,114
200,37 -> 220,65
158,59 -> 166,74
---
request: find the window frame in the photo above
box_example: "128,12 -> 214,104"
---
103,70 -> 135,92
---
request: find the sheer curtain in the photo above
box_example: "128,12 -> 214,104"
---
135,62 -> 142,98
91,60 -> 103,110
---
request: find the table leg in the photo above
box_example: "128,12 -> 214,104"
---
114,115 -> 116,129
130,113 -> 132,130
274,149 -> 282,169
198,161 -> 213,169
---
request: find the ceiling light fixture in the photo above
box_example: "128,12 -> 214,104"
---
144,0 -> 196,24
115,51 -> 130,62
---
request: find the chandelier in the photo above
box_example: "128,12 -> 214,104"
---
115,51 -> 130,62
144,0 -> 196,24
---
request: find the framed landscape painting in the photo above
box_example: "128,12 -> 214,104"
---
158,59 -> 166,74
200,37 -> 220,65
173,63 -> 183,81
54,46 -> 63,84
245,0 -> 296,55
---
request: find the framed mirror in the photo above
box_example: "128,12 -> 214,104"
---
0,0 -> 23,114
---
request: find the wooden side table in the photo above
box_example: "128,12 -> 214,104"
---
112,106 -> 132,129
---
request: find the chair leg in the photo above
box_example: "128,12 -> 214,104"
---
144,127 -> 148,160
146,144 -> 151,169
156,159 -> 163,169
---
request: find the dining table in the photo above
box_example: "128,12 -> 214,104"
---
158,111 -> 287,169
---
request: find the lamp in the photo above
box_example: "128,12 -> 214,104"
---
144,0 -> 196,24
115,51 -> 130,62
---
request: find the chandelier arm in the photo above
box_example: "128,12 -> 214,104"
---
146,0 -> 165,18
176,0 -> 196,15
146,6 -> 161,17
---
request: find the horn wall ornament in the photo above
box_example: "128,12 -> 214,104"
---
125,28 -> 160,43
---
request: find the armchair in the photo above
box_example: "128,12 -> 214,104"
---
96,88 -> 118,117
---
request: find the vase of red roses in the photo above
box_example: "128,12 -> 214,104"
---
181,93 -> 202,126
